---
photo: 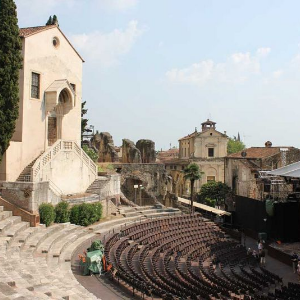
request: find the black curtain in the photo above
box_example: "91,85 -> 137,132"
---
234,196 -> 300,242
234,196 -> 268,234
272,201 -> 300,242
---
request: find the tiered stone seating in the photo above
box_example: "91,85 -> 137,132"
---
104,214 -> 297,300
0,204 -> 181,299
0,205 -> 98,299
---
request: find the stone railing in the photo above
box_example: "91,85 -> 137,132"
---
31,140 -> 97,182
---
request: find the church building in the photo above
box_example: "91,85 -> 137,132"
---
165,119 -> 228,198
0,25 -> 97,212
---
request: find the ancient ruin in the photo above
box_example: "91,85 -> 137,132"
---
121,139 -> 142,163
136,139 -> 156,163
91,132 -> 119,163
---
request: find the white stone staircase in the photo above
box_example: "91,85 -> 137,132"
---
0,204 -> 182,299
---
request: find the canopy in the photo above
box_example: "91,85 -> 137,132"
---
266,161 -> 300,178
178,197 -> 231,216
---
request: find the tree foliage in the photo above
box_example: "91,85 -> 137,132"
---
70,203 -> 102,226
227,137 -> 246,154
183,163 -> 203,214
0,0 -> 22,163
39,203 -> 56,227
46,15 -> 59,26
81,101 -> 89,141
82,144 -> 98,162
54,201 -> 70,223
198,181 -> 231,207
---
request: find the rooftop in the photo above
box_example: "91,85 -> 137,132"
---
19,25 -> 84,62
227,147 -> 293,159
19,25 -> 56,37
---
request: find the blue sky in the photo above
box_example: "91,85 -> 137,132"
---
15,0 -> 300,150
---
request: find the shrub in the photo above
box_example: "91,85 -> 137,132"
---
70,205 -> 80,225
55,201 -> 70,223
70,202 -> 102,226
39,203 -> 56,227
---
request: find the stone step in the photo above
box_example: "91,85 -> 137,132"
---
0,216 -> 21,233
37,224 -> 78,254
16,226 -> 40,244
143,211 -> 182,218
25,224 -> 63,248
5,221 -> 30,239
119,205 -> 154,213
59,232 -> 96,263
0,210 -> 12,221
50,228 -> 87,259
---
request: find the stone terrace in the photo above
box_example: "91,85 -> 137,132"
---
0,204 -> 180,299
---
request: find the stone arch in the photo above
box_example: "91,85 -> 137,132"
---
206,167 -> 217,183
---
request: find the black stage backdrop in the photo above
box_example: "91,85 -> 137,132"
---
234,196 -> 300,242
272,201 -> 300,242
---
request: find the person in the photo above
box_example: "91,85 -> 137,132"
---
247,248 -> 252,257
259,248 -> 266,266
253,250 -> 259,261
291,252 -> 298,274
297,261 -> 300,283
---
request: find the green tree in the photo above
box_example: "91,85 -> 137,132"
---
46,16 -> 53,25
198,181 -> 231,208
82,144 -> 98,162
227,137 -> 246,154
45,15 -> 59,26
81,101 -> 89,142
0,0 -> 22,163
183,163 -> 203,214
52,15 -> 58,26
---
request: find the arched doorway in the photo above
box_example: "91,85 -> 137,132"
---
47,87 -> 73,146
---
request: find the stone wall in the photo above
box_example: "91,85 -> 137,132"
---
136,139 -> 156,163
122,139 -> 142,163
92,132 -> 119,163
0,196 -> 40,227
0,181 -> 53,213
100,198 -> 118,218
115,163 -> 172,205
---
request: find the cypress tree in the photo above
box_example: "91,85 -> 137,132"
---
52,15 -> 58,26
46,16 -> 53,26
0,0 -> 22,163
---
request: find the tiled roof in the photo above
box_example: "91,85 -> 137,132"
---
19,25 -> 84,62
227,147 -> 288,159
178,131 -> 198,141
156,149 -> 179,163
19,25 -> 56,37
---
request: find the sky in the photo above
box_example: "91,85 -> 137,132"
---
15,0 -> 300,150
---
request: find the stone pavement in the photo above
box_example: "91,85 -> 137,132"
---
244,235 -> 299,284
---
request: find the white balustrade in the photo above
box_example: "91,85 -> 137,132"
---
31,140 -> 97,182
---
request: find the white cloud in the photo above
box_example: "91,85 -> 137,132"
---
272,70 -> 283,79
256,47 -> 271,57
166,48 -> 268,86
166,60 -> 214,85
70,20 -> 144,66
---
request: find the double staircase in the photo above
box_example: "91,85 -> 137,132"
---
15,140 -> 97,183
16,155 -> 42,182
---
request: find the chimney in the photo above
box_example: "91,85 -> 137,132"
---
265,141 -> 272,147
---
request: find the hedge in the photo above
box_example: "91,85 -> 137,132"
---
39,202 -> 103,227
39,203 -> 56,227
70,203 -> 102,226
55,201 -> 70,223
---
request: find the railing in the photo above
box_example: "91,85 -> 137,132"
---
31,140 -> 97,182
